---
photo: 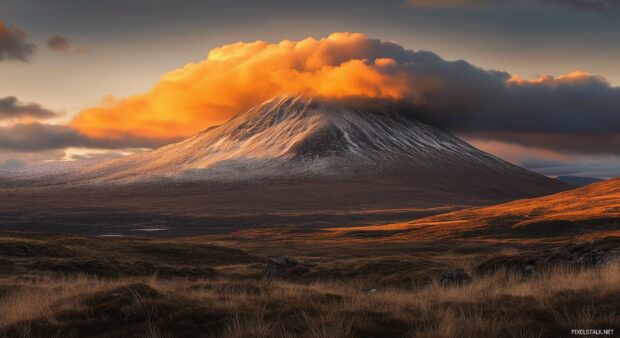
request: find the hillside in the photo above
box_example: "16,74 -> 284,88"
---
330,177 -> 620,240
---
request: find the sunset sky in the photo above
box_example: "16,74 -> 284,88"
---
1,0 -> 619,177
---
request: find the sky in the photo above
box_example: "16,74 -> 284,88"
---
0,0 -> 619,177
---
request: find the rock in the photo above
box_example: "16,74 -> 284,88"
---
557,245 -> 619,267
264,256 -> 307,279
524,264 -> 535,277
368,288 -> 378,294
437,269 -> 471,287
476,237 -> 620,276
596,251 -> 620,267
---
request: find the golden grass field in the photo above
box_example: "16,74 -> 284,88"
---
0,231 -> 619,337
1,260 -> 619,337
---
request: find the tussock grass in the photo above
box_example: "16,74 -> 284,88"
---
0,264 -> 618,337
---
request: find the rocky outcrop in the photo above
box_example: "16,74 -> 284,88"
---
264,256 -> 308,279
475,237 -> 620,276
437,269 -> 471,287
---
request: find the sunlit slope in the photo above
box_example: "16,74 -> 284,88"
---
331,177 -> 620,240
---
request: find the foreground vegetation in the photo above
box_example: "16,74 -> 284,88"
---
1,263 -> 619,337
0,232 -> 619,337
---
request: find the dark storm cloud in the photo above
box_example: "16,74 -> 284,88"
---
47,35 -> 69,53
541,0 -> 620,14
0,21 -> 36,62
402,67 -> 620,136
370,51 -> 620,155
0,123 -> 179,152
408,0 -> 620,13
461,132 -> 620,156
521,157 -> 620,178
0,96 -> 58,120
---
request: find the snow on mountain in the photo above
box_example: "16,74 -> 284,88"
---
75,96 -> 514,178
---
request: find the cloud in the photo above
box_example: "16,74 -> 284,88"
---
408,0 -> 494,6
520,156 -> 620,179
467,138 -> 620,178
541,0 -> 620,14
0,122 -> 178,152
0,96 -> 59,120
0,148 -> 144,172
465,132 -> 620,156
73,47 -> 91,55
70,32 -> 620,156
407,0 -> 620,13
47,35 -> 90,55
414,70 -> 620,155
0,21 -> 36,62
0,150 -> 65,171
47,35 -> 70,53
0,158 -> 27,171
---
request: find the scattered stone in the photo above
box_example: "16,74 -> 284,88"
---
556,243 -> 620,267
524,264 -> 536,277
437,269 -> 471,287
597,251 -> 620,266
264,256 -> 308,279
475,237 -> 620,275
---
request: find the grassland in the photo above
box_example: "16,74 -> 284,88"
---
0,232 -> 618,337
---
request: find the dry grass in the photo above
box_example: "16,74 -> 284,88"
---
0,263 -> 618,338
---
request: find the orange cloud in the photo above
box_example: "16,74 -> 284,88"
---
72,33 -> 410,140
465,138 -> 570,164
507,70 -> 600,86
71,32 -> 618,152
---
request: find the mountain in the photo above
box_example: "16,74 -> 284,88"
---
50,95 -> 562,194
13,96 -> 569,197
333,177 -> 620,240
556,175 -> 603,186
0,95 -> 574,235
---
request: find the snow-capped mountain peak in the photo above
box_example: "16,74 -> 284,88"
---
10,95 -> 569,200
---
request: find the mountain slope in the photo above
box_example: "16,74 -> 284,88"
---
3,96 -> 570,208
0,96 -> 575,235
76,95 -> 509,179
56,96 -> 566,198
332,177 -> 620,240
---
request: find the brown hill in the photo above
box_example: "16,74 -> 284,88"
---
330,177 -> 620,241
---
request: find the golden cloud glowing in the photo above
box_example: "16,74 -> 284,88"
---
71,32 -> 613,143
72,33 -> 410,140
508,70 -> 594,86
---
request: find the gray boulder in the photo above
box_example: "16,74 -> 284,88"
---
437,269 -> 471,287
524,264 -> 536,277
264,256 -> 307,279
